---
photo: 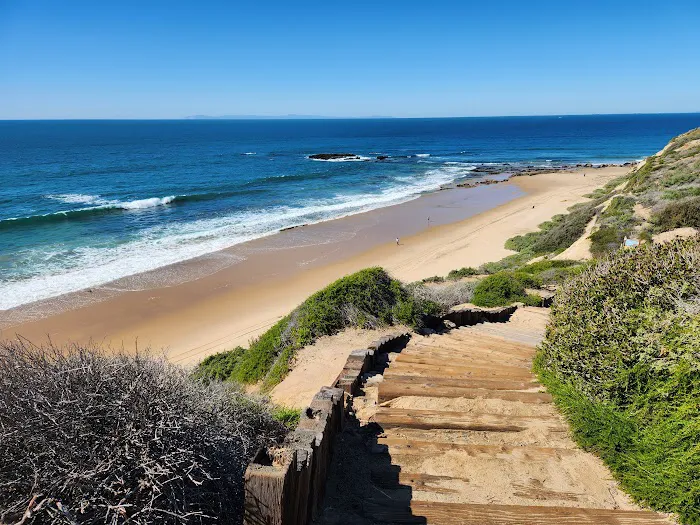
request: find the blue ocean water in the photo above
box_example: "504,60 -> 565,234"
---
1,114 -> 699,310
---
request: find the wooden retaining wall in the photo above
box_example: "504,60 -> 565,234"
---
243,306 -> 515,525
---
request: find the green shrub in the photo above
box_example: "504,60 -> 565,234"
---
516,259 -> 583,285
523,293 -> 545,307
272,406 -> 301,429
195,346 -> 245,382
663,187 -> 700,201
536,236 -> 700,522
589,225 -> 624,256
530,203 -> 599,254
471,271 -> 538,307
446,267 -> 478,280
602,195 -> 635,218
655,197 -> 700,231
196,268 -> 431,389
421,275 -> 445,283
479,252 -> 534,274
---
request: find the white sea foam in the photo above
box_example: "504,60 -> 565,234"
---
47,193 -> 110,205
415,153 -> 430,158
243,152 -> 256,155
46,194 -> 178,211
118,196 -> 177,209
2,163 -> 480,310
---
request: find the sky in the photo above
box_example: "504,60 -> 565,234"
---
1,0 -> 699,119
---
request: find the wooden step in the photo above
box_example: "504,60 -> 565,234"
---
381,372 -> 541,391
378,381 -> 552,404
395,352 -> 531,371
418,336 -> 536,358
446,331 -> 539,352
388,360 -> 535,380
370,469 -> 585,504
400,347 -> 532,368
407,342 -> 535,363
376,439 -> 577,460
366,500 -> 670,524
373,408 -> 566,433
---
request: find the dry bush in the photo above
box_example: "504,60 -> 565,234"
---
407,280 -> 477,313
0,341 -> 286,525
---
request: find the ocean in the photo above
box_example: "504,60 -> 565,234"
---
1,114 -> 699,311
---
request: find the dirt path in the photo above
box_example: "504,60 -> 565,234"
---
270,326 -> 410,409
316,308 -> 672,524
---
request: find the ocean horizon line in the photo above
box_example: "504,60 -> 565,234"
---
2,111 -> 700,122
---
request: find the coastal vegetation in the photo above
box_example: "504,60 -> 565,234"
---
505,199 -> 601,256
0,342 -> 286,524
535,237 -> 700,523
471,271 -> 540,307
196,268 -> 443,389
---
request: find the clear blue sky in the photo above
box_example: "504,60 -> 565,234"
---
1,0 -> 699,119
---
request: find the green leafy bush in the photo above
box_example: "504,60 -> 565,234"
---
589,225 -> 624,256
195,346 -> 245,382
518,259 -> 583,285
471,271 -> 538,307
536,236 -> 700,522
655,197 -> 700,231
446,267 -> 478,280
196,268 -> 430,389
479,252 -> 534,274
421,275 -> 445,283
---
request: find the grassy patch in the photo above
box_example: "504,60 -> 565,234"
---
196,267 -> 434,390
272,406 -> 301,430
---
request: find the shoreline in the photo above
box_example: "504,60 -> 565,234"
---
0,166 -> 628,363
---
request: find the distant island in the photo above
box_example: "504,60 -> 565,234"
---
184,114 -> 394,120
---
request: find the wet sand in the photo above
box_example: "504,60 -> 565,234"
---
0,166 -> 627,364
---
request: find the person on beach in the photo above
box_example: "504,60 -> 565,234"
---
396,237 -> 400,245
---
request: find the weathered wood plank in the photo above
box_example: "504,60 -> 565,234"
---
403,345 -> 533,365
415,338 -> 536,359
395,352 -> 532,371
243,450 -> 295,525
376,439 -> 577,460
378,382 -> 552,404
388,360 -> 534,379
374,408 -> 566,432
365,500 -> 670,524
381,372 -> 540,391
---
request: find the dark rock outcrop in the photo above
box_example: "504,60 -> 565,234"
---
308,153 -> 359,160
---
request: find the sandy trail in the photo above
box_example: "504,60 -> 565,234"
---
270,326 -> 409,409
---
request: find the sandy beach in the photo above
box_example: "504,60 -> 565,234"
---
0,166 -> 626,364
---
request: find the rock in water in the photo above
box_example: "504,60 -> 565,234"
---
308,153 -> 359,160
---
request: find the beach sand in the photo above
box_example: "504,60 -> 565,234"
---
0,166 -> 627,365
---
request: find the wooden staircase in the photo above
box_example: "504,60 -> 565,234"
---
317,307 -> 671,524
